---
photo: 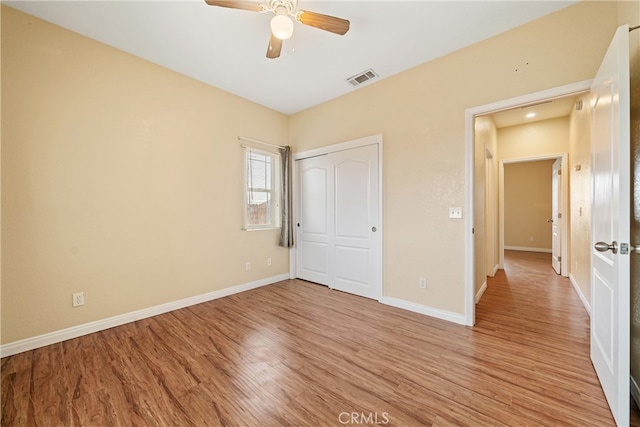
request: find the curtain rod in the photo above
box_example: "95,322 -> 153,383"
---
238,136 -> 285,149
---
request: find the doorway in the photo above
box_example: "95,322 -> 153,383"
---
464,80 -> 591,326
499,154 -> 568,277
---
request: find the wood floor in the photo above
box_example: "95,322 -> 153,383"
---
1,250 -> 636,426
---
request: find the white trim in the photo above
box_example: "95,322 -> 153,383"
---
238,136 -> 284,151
464,79 -> 592,326
0,273 -> 290,358
381,297 -> 467,326
498,162 -> 505,270
491,264 -> 500,277
569,273 -> 591,316
289,150 -> 298,279
466,80 -> 592,118
292,134 -> 384,300
464,107 -> 476,325
243,147 -> 281,230
293,134 -> 382,161
504,246 -> 552,253
631,376 -> 640,412
475,281 -> 488,304
485,149 -> 498,279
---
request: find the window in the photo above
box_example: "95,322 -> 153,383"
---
244,147 -> 281,229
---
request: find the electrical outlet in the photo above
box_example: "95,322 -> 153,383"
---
245,262 -> 251,271
419,278 -> 427,289
267,257 -> 272,266
448,207 -> 463,219
72,292 -> 84,307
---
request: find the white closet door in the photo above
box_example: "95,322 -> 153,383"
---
296,154 -> 331,286
331,144 -> 380,299
296,143 -> 381,300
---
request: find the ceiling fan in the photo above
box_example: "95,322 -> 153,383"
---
204,0 -> 350,59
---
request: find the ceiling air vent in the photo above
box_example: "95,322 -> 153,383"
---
347,69 -> 378,87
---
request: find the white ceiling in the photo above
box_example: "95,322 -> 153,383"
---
6,0 -> 578,115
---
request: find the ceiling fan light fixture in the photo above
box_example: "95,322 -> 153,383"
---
271,14 -> 294,40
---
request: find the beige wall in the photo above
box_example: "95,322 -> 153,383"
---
497,117 -> 571,161
568,93 -> 593,306
1,6 -> 289,344
497,116 -> 571,260
503,160 -> 555,250
474,116 -> 499,296
289,1 -> 618,314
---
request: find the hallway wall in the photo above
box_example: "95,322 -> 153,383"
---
568,92 -> 592,311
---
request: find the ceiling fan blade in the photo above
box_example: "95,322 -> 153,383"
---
204,0 -> 264,12
266,33 -> 282,59
296,10 -> 350,35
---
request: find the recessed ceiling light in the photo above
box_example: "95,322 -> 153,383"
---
526,112 -> 537,118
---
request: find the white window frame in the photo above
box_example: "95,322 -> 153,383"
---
243,146 -> 281,230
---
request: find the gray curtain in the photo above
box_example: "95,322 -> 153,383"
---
279,146 -> 294,247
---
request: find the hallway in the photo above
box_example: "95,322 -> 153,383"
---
476,250 -> 639,426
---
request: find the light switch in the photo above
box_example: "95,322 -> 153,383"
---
449,207 -> 463,219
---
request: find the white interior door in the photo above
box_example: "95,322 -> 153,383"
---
551,159 -> 561,274
590,25 -> 630,427
296,142 -> 381,300
296,154 -> 331,286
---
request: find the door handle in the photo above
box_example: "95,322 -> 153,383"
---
547,219 -> 554,223
595,241 -> 640,255
595,241 -> 618,254
371,226 -> 377,232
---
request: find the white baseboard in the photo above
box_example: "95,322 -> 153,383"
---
632,376 -> 640,411
504,246 -> 552,253
0,273 -> 290,358
491,264 -> 500,277
569,273 -> 591,316
381,297 -> 467,326
475,281 -> 487,304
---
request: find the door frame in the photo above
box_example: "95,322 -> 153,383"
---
498,153 -> 569,277
464,80 -> 591,326
289,134 -> 384,300
485,148 -> 498,277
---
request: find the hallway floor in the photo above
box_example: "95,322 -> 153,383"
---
484,250 -> 640,426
